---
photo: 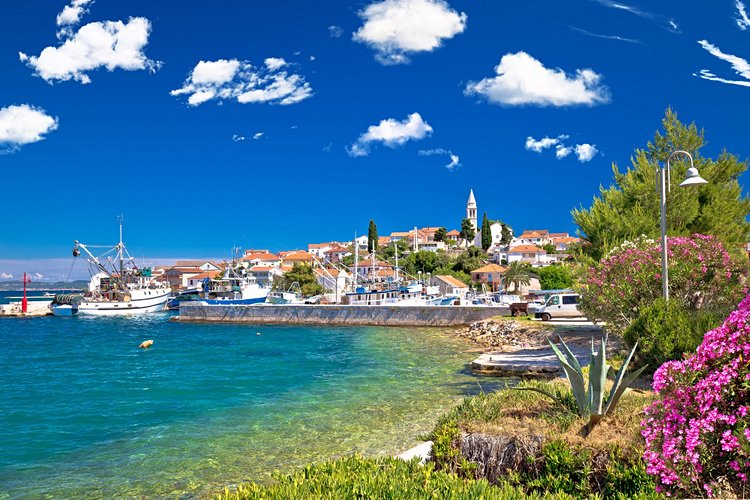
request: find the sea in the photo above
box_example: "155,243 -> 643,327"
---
0,291 -> 505,498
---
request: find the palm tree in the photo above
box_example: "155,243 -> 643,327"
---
504,262 -> 531,295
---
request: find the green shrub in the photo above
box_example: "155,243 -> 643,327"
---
220,454 -> 579,499
537,265 -> 574,290
525,440 -> 592,496
623,298 -> 725,367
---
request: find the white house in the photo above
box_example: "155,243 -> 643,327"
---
174,260 -> 221,272
431,275 -> 469,296
507,245 -> 548,266
315,268 -> 349,301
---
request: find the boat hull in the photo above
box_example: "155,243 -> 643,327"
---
77,288 -> 171,316
202,296 -> 268,305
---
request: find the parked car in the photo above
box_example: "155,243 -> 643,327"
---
534,292 -> 582,321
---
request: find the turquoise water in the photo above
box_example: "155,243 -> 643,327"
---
0,306 -> 503,498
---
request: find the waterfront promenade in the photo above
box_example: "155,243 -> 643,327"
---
177,302 -> 509,326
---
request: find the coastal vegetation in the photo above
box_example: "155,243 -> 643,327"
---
572,109 -> 750,262
481,213 -> 492,250
367,219 -> 378,252
502,261 -> 531,294
273,263 -> 324,297
537,265 -> 574,290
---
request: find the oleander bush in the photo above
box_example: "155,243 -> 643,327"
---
624,298 -> 726,368
641,293 -> 750,497
579,234 -> 745,336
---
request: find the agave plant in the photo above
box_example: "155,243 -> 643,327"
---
523,334 -> 647,435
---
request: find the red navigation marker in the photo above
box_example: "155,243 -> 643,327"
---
22,272 -> 31,313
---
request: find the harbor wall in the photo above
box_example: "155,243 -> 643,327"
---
178,302 -> 509,326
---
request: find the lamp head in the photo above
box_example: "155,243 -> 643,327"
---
679,167 -> 708,187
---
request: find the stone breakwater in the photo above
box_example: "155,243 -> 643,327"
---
177,302 -> 509,326
454,319 -> 550,350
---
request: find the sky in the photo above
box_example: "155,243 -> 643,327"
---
2,0 -> 750,280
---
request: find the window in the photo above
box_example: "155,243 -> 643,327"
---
547,296 -> 560,306
562,295 -> 578,305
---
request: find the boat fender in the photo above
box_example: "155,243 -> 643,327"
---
256,332 -> 261,336
139,340 -> 154,349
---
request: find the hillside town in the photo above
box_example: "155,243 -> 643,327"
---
150,189 -> 581,300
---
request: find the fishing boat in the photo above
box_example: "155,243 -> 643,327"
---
50,220 -> 171,316
200,264 -> 270,305
266,282 -> 303,304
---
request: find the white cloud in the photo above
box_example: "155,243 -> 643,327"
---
524,134 -> 597,162
172,58 -> 313,106
418,148 -> 461,170
569,26 -> 640,44
575,144 -> 598,162
465,52 -> 610,107
253,132 -> 264,140
555,145 -> 572,159
264,57 -> 287,71
349,112 -> 432,157
33,273 -> 44,280
232,134 -> 245,142
353,0 -> 467,65
695,40 -> 750,87
20,17 -> 160,84
0,104 -> 58,153
524,135 -> 568,153
56,0 -> 94,27
323,142 -> 332,152
328,25 -> 344,38
0,273 -> 13,279
737,1 -> 750,30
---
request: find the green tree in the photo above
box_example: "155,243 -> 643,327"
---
434,227 -> 447,242
432,266 -> 472,285
459,218 -> 475,245
380,239 -> 410,260
503,261 -> 531,295
453,247 -> 486,274
400,250 -> 451,276
537,265 -> 574,290
539,243 -> 556,254
572,109 -> 750,261
276,263 -> 325,297
501,223 -> 512,245
367,220 -> 379,252
481,213 -> 492,250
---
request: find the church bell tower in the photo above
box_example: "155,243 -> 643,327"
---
466,189 -> 477,230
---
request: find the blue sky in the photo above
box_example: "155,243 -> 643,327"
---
2,0 -> 750,280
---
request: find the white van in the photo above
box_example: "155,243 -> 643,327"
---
534,293 -> 582,321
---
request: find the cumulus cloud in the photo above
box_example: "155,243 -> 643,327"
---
19,17 -> 160,84
418,148 -> 461,170
33,273 -> 44,280
524,135 -> 568,153
465,52 -> 610,107
524,134 -> 597,162
695,40 -> 750,87
575,144 -> 598,162
353,0 -> 467,64
0,273 -> 13,279
253,132 -> 264,140
0,104 -> 58,153
328,25 -> 344,38
171,58 -> 313,106
348,112 -> 432,157
556,145 -> 573,159
56,0 -> 94,28
737,1 -> 750,30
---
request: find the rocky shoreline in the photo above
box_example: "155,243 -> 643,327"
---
453,318 -> 551,350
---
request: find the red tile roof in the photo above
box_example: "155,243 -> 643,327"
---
434,275 -> 468,288
471,264 -> 507,274
509,245 -> 546,253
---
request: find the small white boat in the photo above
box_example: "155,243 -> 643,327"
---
267,282 -> 303,304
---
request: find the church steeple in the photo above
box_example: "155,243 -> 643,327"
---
466,189 -> 477,230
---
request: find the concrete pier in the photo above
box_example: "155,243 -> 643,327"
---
0,300 -> 52,317
178,302 -> 509,326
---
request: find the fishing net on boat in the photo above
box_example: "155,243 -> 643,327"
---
52,294 -> 84,305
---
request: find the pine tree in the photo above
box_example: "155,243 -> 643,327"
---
367,220 -> 378,252
459,218 -> 476,245
481,213 -> 492,250
434,227 -> 447,242
573,109 -> 750,261
501,223 -> 512,245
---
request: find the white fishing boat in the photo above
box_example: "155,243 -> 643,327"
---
266,282 -> 303,304
51,219 -> 171,316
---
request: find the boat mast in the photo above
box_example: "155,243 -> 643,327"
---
118,215 -> 124,282
394,242 -> 399,283
353,231 -> 358,287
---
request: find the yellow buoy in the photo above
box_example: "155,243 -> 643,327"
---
139,340 -> 154,349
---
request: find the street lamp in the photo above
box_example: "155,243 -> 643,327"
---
659,150 -> 708,300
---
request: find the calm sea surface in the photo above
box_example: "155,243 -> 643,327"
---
0,292 -> 503,498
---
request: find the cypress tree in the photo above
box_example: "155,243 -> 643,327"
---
481,213 -> 492,250
368,220 -> 378,252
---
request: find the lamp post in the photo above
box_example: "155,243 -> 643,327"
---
659,150 -> 708,300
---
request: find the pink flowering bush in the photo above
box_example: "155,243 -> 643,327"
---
579,234 -> 745,335
641,293 -> 750,497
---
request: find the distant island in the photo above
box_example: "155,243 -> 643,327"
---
0,280 -> 88,292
